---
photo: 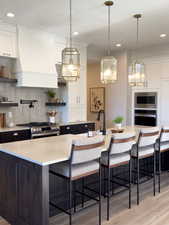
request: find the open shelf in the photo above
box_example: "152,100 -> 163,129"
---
0,77 -> 17,83
46,102 -> 66,107
0,102 -> 18,107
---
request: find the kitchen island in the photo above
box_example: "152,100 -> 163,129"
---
0,133 -> 110,225
0,126 -> 156,225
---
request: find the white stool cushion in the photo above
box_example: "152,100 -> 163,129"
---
101,152 -> 130,167
161,126 -> 169,142
132,146 -> 154,158
54,160 -> 99,179
156,142 -> 169,152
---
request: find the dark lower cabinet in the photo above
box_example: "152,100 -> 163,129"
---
60,122 -> 95,135
0,152 -> 49,225
0,129 -> 31,143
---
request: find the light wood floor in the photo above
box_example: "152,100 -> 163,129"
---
1,173 -> 169,225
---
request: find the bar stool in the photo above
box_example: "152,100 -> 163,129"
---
101,132 -> 136,221
156,127 -> 169,193
132,127 -> 160,205
49,135 -> 105,225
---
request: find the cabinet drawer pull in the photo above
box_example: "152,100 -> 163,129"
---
66,127 -> 70,130
3,53 -> 11,57
13,132 -> 18,136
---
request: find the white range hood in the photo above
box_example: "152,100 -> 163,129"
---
15,26 -> 58,88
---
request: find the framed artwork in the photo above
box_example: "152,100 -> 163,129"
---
90,87 -> 105,112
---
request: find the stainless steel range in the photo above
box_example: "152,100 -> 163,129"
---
18,122 -> 60,138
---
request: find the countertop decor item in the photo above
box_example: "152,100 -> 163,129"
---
6,112 -> 15,128
100,1 -> 117,84
0,113 -> 6,128
113,116 -> 124,129
46,90 -> 56,103
128,14 -> 146,87
111,128 -> 124,133
61,0 -> 80,82
47,111 -> 57,124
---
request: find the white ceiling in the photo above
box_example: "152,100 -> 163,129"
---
1,0 -> 169,60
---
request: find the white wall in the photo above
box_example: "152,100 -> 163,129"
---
127,44 -> 169,126
106,51 -> 128,128
87,51 -> 128,129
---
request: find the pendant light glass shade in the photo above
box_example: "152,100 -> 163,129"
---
101,56 -> 117,84
128,14 -> 146,87
61,0 -> 80,82
62,47 -> 80,81
128,60 -> 145,86
101,1 -> 117,84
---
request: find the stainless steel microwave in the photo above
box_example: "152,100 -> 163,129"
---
135,92 -> 157,109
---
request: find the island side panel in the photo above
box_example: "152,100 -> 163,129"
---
0,151 -> 49,225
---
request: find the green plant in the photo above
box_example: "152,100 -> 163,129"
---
46,90 -> 56,98
113,116 -> 124,124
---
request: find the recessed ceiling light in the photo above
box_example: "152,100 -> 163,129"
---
160,34 -> 167,38
73,31 -> 79,36
6,12 -> 15,18
116,43 -> 122,47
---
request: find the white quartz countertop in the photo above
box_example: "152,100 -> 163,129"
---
0,126 -> 145,166
0,126 -> 30,132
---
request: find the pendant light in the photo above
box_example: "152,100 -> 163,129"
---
61,0 -> 80,82
101,1 -> 117,84
128,14 -> 146,87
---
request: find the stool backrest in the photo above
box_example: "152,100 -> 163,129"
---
109,132 -> 136,154
71,135 -> 105,164
138,127 -> 160,147
160,126 -> 169,142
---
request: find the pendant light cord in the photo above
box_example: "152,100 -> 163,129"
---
107,5 -> 111,56
70,0 -> 72,49
137,17 -> 139,47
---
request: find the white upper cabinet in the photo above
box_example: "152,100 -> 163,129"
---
145,62 -> 161,88
16,26 -> 62,88
0,23 -> 17,58
66,45 -> 87,122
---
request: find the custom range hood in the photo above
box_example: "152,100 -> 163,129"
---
15,26 -> 58,88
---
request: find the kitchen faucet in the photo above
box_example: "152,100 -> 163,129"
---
97,109 -> 106,135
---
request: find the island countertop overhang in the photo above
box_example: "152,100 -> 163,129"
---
0,126 -> 139,166
0,134 -> 109,166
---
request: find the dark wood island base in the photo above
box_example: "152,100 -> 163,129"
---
0,151 -> 49,225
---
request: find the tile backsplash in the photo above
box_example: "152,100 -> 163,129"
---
0,82 -> 62,125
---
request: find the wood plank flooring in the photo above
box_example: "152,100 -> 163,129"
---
1,173 -> 169,225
